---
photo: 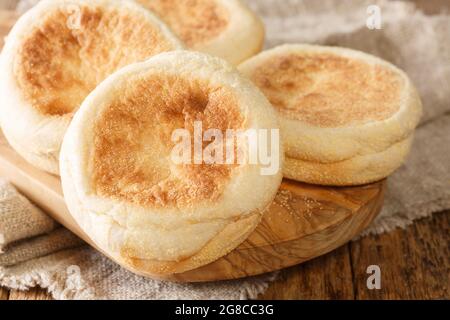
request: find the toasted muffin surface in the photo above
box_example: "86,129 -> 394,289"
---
92,74 -> 244,209
136,0 -> 265,65
239,44 -> 422,186
15,3 -> 178,117
60,51 -> 283,274
0,0 -> 182,174
247,52 -> 403,128
137,0 -> 229,46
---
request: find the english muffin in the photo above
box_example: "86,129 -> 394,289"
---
239,44 -> 422,185
136,0 -> 265,65
0,0 -> 182,174
60,51 -> 283,275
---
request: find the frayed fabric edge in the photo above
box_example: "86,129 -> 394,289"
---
239,272 -> 280,300
0,266 -> 95,300
0,264 -> 280,300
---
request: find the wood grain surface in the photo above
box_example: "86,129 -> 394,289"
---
0,287 -> 9,300
3,212 -> 448,300
260,212 -> 449,300
8,289 -> 52,300
350,212 -> 449,299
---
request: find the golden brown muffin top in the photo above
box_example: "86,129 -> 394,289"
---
137,0 -> 229,47
249,53 -> 403,128
92,74 -> 244,209
14,5 -> 177,116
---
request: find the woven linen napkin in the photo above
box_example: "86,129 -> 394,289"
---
0,179 -> 56,252
0,0 -> 449,299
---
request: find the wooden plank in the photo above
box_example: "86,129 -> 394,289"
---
8,288 -> 52,300
0,287 -> 9,300
349,211 -> 449,299
259,245 -> 354,300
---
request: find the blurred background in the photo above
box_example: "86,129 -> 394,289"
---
0,0 -> 449,14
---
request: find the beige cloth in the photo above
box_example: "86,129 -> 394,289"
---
0,179 -> 56,252
0,228 -> 83,267
0,0 -> 449,299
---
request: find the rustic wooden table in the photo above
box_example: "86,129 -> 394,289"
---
0,211 -> 448,300
0,0 -> 449,300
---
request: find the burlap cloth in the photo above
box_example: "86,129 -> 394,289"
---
0,0 -> 449,299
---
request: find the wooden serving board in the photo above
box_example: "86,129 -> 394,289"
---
0,11 -> 385,282
0,132 -> 385,282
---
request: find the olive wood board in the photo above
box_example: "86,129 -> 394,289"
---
0,11 -> 385,282
0,132 -> 385,282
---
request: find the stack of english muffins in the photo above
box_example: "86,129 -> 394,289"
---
0,0 -> 422,276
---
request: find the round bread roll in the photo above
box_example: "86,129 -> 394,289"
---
239,44 -> 423,186
0,0 -> 182,175
136,0 -> 265,65
60,51 -> 283,275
